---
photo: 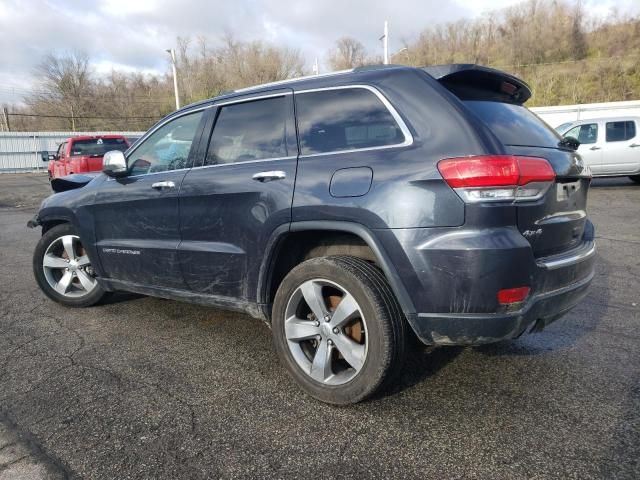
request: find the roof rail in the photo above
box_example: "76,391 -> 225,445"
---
231,69 -> 354,94
352,64 -> 406,73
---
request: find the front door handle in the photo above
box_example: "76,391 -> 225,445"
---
252,171 -> 286,182
630,143 -> 640,148
151,180 -> 176,190
589,146 -> 601,151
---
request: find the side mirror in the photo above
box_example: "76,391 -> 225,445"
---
559,135 -> 580,151
102,150 -> 128,178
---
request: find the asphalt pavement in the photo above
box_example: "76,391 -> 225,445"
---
0,173 -> 638,479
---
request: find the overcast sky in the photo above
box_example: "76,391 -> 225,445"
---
1,0 -> 638,104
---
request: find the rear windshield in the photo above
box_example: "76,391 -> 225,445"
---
464,101 -> 562,148
70,138 -> 128,156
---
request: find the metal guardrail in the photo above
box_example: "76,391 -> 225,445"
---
0,132 -> 144,172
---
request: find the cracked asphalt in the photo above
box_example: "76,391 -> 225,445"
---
0,173 -> 638,479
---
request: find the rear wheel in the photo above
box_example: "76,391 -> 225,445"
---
33,223 -> 107,307
629,175 -> 640,184
272,255 -> 407,404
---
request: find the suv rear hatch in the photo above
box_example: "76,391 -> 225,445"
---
425,64 -> 591,257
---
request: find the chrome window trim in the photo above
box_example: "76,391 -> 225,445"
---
294,84 -> 414,158
122,106 -> 211,179
191,155 -> 297,171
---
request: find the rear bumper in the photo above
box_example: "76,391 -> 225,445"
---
412,264 -> 593,345
375,221 -> 596,346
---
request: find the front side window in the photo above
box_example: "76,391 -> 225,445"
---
205,96 -> 291,166
128,110 -> 204,176
606,121 -> 636,142
295,88 -> 406,155
565,123 -> 598,145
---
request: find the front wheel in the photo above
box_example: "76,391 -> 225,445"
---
33,223 -> 107,307
272,255 -> 407,405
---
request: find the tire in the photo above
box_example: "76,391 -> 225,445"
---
33,223 -> 107,307
272,255 -> 407,405
629,175 -> 640,184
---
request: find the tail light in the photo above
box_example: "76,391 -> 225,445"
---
437,155 -> 555,203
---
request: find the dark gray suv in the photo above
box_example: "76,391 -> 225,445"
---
29,64 -> 595,404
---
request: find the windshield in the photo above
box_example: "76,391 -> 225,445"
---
464,101 -> 563,148
555,122 -> 574,134
70,138 -> 128,156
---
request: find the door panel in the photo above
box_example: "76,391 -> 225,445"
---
178,90 -> 297,301
91,109 -> 206,289
601,120 -> 639,174
92,171 -> 189,288
179,159 -> 296,299
565,123 -> 603,174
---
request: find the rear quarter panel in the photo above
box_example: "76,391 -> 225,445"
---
291,69 -> 501,229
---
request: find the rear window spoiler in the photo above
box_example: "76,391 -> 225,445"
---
423,64 -> 532,105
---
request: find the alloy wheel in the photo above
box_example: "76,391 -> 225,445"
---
284,278 -> 368,385
42,235 -> 97,298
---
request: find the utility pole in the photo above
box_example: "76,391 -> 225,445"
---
382,21 -> 389,65
70,105 -> 76,131
312,57 -> 319,75
166,48 -> 180,110
2,107 -> 10,132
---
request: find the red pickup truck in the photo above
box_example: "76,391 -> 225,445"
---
45,135 -> 129,180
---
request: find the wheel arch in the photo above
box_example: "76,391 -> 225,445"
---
36,207 -> 76,234
258,221 -> 416,321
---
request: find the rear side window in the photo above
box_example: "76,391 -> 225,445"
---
295,88 -> 406,155
605,121 -> 636,142
565,123 -> 598,145
464,101 -> 562,148
206,96 -> 291,166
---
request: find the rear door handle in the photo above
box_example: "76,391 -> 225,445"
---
151,180 -> 176,190
252,171 -> 286,182
589,146 -> 601,151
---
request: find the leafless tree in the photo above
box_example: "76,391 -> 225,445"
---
328,37 -> 368,70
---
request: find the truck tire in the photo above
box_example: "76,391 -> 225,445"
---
271,255 -> 407,404
33,223 -> 107,307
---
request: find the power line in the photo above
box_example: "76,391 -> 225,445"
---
7,112 -> 161,120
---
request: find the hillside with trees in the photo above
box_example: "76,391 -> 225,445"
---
3,0 -> 639,131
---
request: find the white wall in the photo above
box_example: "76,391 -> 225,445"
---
531,100 -> 640,128
0,131 -> 144,172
